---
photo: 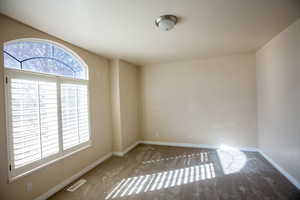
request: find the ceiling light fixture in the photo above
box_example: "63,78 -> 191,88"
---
155,15 -> 178,31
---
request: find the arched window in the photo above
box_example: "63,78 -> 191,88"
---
3,39 -> 90,180
4,39 -> 87,79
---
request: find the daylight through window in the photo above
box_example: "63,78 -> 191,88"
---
4,39 -> 90,179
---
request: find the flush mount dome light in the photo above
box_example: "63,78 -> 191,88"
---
155,15 -> 178,31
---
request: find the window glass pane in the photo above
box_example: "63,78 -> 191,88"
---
53,46 -> 86,79
4,41 -> 52,61
4,52 -> 20,69
22,58 -> 75,78
4,41 -> 87,79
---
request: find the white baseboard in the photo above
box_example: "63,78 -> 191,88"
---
112,151 -> 124,156
140,140 -> 258,152
259,150 -> 300,190
113,141 -> 140,157
35,152 -> 112,200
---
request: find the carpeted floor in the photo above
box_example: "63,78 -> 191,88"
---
49,144 -> 300,200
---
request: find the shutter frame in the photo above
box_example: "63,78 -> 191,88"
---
4,69 -> 91,181
61,81 -> 90,151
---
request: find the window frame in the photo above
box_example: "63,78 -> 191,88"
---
3,39 -> 92,182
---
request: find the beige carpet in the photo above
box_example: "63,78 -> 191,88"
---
49,144 -> 300,200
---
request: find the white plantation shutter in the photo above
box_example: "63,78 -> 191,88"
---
7,74 -> 90,178
9,77 -> 59,170
10,79 -> 41,168
61,83 -> 90,150
39,81 -> 60,158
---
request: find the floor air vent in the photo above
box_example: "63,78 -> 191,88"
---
66,179 -> 87,192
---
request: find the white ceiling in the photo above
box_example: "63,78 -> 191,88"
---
1,0 -> 300,65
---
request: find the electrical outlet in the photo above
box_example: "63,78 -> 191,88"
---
26,182 -> 32,192
155,131 -> 159,137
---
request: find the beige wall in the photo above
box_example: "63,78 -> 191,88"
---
110,60 -> 123,152
110,59 -> 140,152
256,18 -> 300,184
140,53 -> 257,148
119,60 -> 140,150
0,15 -> 113,200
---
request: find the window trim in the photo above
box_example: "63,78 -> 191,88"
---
9,144 -> 91,182
4,44 -> 92,182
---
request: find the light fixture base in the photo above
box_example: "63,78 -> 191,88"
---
155,15 -> 178,31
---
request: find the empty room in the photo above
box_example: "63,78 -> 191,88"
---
0,0 -> 300,199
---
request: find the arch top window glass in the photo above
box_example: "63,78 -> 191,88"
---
4,40 -> 87,79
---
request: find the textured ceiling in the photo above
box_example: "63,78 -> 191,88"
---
1,0 -> 300,65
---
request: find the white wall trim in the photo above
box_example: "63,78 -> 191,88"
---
113,141 -> 139,156
112,151 -> 124,156
35,152 -> 112,200
140,140 -> 259,152
259,150 -> 300,190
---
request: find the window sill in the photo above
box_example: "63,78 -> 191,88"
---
8,144 -> 92,183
